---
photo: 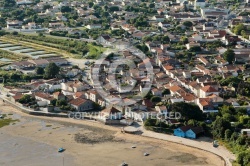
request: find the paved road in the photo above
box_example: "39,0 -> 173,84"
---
141,128 -> 235,166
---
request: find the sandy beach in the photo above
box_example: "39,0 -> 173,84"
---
0,101 -> 225,166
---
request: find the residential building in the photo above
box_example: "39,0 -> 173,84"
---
100,106 -> 122,120
86,24 -> 102,29
69,98 -> 93,111
34,92 -> 55,106
199,85 -> 219,98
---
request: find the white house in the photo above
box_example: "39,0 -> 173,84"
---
34,92 -> 55,106
22,22 -> 39,30
16,0 -> 33,5
96,35 -> 115,45
61,81 -> 90,93
200,8 -> 230,19
196,98 -> 218,113
191,33 -> 203,41
152,15 -> 165,22
155,105 -> 168,114
6,20 -> 23,29
199,85 -> 219,98
186,42 -> 201,50
86,24 -> 102,29
241,129 -> 250,137
44,78 -> 64,92
48,22 -> 64,28
158,21 -> 171,28
189,0 -> 206,9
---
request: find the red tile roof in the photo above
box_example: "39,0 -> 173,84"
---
69,98 -> 87,106
201,85 -> 218,92
102,106 -> 120,114
35,92 -> 55,101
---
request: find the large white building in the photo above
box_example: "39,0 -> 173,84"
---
200,8 -> 230,19
189,0 -> 206,9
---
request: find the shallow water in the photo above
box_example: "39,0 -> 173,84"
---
0,133 -> 75,166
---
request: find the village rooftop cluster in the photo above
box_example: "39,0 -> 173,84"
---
0,0 -> 250,164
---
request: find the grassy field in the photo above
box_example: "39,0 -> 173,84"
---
86,43 -> 107,59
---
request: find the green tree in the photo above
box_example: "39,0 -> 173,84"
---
44,63 -> 60,79
212,117 -> 231,138
144,118 -> 157,126
149,3 -> 155,8
230,132 -> 239,142
50,99 -> 57,106
162,36 -> 170,44
189,46 -> 201,52
19,94 -> 34,104
12,31 -> 18,35
109,6 -> 119,12
243,152 -> 250,166
56,99 -> 67,107
224,129 -> 232,141
61,6 -> 72,13
236,136 -> 247,145
237,151 -> 250,166
183,21 -> 193,27
38,32 -> 44,37
88,2 -> 94,8
237,151 -> 245,166
78,75 -> 83,82
10,73 -> 20,81
3,0 -> 16,7
180,36 -> 188,44
35,67 -> 44,75
162,89 -> 170,95
233,23 -> 246,35
22,74 -> 31,81
170,102 -> 203,121
150,96 -> 161,102
187,119 -> 197,126
223,49 -> 235,64
219,76 -> 241,87
43,4 -> 51,10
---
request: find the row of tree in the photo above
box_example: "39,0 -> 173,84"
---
211,105 -> 250,165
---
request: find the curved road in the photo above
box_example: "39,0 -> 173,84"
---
141,128 -> 235,166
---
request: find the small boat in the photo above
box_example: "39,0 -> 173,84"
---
144,153 -> 149,156
120,162 -> 128,166
58,147 -> 65,153
131,146 -> 136,148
